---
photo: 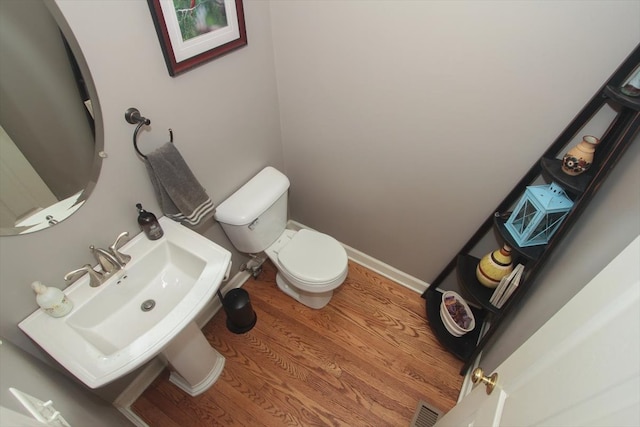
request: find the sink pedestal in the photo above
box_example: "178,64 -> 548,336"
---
162,321 -> 225,397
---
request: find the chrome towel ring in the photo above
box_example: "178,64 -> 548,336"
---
125,107 -> 173,159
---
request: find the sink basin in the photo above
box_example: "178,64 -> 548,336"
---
19,217 -> 232,390
67,240 -> 209,355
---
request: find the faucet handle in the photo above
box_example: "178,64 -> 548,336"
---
109,231 -> 131,266
89,245 -> 121,274
64,264 -> 105,288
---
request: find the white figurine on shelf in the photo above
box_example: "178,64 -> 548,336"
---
621,67 -> 640,97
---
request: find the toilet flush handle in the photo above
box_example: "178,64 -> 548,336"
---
248,219 -> 259,230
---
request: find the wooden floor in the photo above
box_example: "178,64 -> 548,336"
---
132,260 -> 464,426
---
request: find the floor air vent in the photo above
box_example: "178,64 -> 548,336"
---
409,400 -> 443,427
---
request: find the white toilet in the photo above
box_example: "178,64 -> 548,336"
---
214,166 -> 348,309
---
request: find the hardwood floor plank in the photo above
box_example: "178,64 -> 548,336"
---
248,293 -> 435,416
131,373 -> 195,425
248,264 -> 459,409
130,395 -> 183,427
176,382 -> 265,427
224,306 -> 411,425
209,321 -> 370,425
133,260 -> 463,426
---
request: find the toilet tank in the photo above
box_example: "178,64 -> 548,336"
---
214,167 -> 290,254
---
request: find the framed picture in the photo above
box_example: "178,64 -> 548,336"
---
147,0 -> 247,76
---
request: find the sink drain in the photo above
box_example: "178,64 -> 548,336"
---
141,299 -> 156,312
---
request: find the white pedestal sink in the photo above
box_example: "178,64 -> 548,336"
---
19,217 -> 231,396
162,322 -> 225,396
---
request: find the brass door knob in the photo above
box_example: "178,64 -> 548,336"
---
472,367 -> 498,395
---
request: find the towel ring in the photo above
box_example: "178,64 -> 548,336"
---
125,107 -> 173,159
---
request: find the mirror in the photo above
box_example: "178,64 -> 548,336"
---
0,0 -> 103,236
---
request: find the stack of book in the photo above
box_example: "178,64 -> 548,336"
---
490,264 -> 524,309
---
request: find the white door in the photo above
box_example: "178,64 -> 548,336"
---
436,236 -> 640,427
0,125 -> 57,227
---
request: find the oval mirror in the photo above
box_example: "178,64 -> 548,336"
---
0,0 -> 103,236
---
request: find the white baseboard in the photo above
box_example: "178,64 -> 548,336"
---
344,244 -> 431,294
114,359 -> 165,427
118,401 -> 153,427
114,269 -> 253,424
288,220 -> 431,294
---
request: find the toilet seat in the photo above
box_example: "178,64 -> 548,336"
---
273,229 -> 348,288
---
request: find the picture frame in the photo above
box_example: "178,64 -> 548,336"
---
147,0 -> 247,76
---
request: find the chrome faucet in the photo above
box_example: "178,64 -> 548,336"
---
90,231 -> 131,273
63,250 -> 120,288
90,245 -> 122,274
63,232 -> 131,288
64,264 -> 105,288
108,232 -> 131,266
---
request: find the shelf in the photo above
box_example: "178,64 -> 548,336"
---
540,157 -> 591,196
493,214 -> 545,262
456,254 -> 500,314
603,85 -> 640,111
423,44 -> 639,375
424,287 -> 487,361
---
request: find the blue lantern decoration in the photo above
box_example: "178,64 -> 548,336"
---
505,182 -> 574,247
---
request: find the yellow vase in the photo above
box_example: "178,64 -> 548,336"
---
476,244 -> 513,289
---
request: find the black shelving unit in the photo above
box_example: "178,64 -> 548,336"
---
425,289 -> 487,361
422,44 -> 640,375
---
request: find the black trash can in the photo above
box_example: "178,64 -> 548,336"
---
221,288 -> 257,334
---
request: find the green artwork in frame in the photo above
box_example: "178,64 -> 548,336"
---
148,0 -> 247,76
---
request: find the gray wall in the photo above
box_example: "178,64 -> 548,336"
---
271,0 -> 639,285
0,0 -> 283,405
0,339 -> 132,426
269,0 -> 640,371
0,0 -> 637,416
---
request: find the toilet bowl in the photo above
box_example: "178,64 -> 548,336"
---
265,229 -> 348,309
214,166 -> 349,309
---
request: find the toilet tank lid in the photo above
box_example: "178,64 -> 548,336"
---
215,166 -> 290,226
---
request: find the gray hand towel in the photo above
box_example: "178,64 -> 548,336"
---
144,142 -> 214,226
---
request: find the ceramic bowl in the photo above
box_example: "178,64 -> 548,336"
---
440,291 -> 475,336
